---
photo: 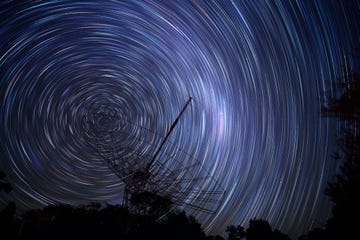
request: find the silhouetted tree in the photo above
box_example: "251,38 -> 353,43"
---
161,211 -> 206,240
98,204 -> 131,237
130,191 -> 172,217
272,229 -> 291,240
321,52 -> 360,239
15,202 -> 207,240
244,219 -> 290,240
226,224 -> 245,240
246,219 -> 273,240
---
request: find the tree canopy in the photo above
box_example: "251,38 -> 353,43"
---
321,52 -> 360,239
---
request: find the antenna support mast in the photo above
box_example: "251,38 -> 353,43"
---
146,97 -> 192,171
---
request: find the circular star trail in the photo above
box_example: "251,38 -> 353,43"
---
0,1 -> 358,238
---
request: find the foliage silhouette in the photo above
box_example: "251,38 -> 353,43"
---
246,219 -> 273,240
130,190 -> 172,217
321,51 -> 360,240
0,202 -> 207,240
226,224 -> 245,240
225,219 -> 290,240
271,229 -> 291,240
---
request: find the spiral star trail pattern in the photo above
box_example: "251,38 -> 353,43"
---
0,0 -> 358,238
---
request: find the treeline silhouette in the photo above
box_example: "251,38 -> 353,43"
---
225,220 -> 290,240
0,199 -> 292,240
0,201 -> 206,240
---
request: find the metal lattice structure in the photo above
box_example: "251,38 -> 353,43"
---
82,98 -> 225,215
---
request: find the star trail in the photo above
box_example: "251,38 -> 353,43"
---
0,1 -> 358,238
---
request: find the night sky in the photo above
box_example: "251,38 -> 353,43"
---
0,1 -> 359,238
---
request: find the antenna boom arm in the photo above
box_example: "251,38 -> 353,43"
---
146,97 -> 192,170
